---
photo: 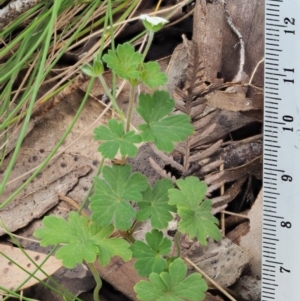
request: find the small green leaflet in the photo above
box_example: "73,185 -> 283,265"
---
168,176 -> 221,245
130,229 -> 172,277
90,164 -> 148,230
136,91 -> 194,152
102,42 -> 143,81
94,119 -> 141,159
141,61 -> 167,88
136,179 -> 176,229
34,212 -> 131,268
134,258 -> 207,301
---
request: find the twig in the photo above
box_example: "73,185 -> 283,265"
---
249,57 -> 265,85
222,210 -> 249,219
58,194 -> 90,217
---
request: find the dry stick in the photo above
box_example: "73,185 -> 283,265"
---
249,57 -> 265,88
0,232 -> 40,244
58,194 -> 90,217
222,210 -> 249,219
211,204 -> 227,216
184,257 -> 237,301
219,161 -> 226,235
165,7 -> 195,28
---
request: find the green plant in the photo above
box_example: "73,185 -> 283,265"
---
34,14 -> 222,301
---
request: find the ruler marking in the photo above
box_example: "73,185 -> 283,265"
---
265,111 -> 278,114
263,215 -> 283,219
263,283 -> 279,287
265,102 -> 278,105
264,121 -> 284,124
263,192 -> 279,196
263,245 -> 276,249
263,168 -> 283,172
266,260 -> 283,265
266,21 -> 279,24
262,288 -> 275,295
263,264 -> 276,268
266,73 -> 285,76
263,242 -> 276,247
264,205 -> 277,209
265,96 -> 280,100
263,232 -> 277,236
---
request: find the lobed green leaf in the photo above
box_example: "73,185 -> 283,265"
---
134,258 -> 207,301
94,119 -> 141,159
168,177 -> 221,245
102,42 -> 143,80
90,164 -> 148,230
131,230 -> 172,277
34,212 -> 131,268
141,61 -> 167,88
137,91 -> 194,152
136,179 -> 176,229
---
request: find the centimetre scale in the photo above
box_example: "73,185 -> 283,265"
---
262,0 -> 300,300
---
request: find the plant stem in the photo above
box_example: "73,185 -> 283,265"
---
79,157 -> 105,213
125,84 -> 136,132
98,74 -> 123,119
173,231 -> 181,257
142,31 -> 154,59
87,262 -> 102,301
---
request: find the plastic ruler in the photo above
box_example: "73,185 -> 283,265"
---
262,0 -> 300,300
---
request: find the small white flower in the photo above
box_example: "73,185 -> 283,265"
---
139,14 -> 168,26
139,14 -> 168,32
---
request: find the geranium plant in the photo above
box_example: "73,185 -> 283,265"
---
34,15 -> 222,301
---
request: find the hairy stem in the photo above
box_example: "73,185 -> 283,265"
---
125,84 -> 136,132
79,157 -> 105,213
173,231 -> 181,257
87,262 -> 102,301
98,75 -> 123,120
142,31 -> 154,59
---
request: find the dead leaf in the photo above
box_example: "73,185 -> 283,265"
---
182,237 -> 252,287
231,275 -> 261,301
163,41 -> 191,97
193,0 -> 223,83
206,156 -> 262,194
31,264 -> 95,301
0,244 -> 62,294
0,165 -> 91,236
206,91 -> 257,112
192,109 -> 257,145
228,189 -> 262,279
